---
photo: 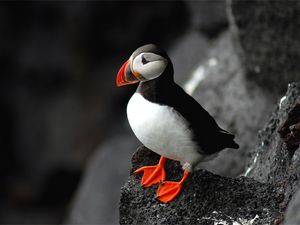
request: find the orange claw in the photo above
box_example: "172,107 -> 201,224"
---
134,156 -> 166,187
157,170 -> 189,203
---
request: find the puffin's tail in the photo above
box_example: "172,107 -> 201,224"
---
219,130 -> 239,149
228,138 -> 239,149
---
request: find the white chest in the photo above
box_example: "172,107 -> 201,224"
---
126,93 -> 201,164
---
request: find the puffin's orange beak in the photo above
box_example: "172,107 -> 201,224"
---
116,60 -> 140,87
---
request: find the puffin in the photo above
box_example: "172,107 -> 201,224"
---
116,44 -> 239,203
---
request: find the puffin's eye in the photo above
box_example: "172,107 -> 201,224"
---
141,55 -> 149,64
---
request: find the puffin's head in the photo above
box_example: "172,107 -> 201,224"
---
116,44 -> 169,87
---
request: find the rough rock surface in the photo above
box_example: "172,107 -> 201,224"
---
245,82 -> 300,223
245,83 -> 300,181
229,0 -> 300,95
120,147 -> 280,225
120,83 -> 300,225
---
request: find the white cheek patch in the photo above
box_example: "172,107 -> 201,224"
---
132,52 -> 168,80
141,61 -> 167,79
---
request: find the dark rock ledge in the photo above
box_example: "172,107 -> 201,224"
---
120,147 -> 279,225
119,83 -> 300,225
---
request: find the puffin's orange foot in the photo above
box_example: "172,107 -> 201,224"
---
134,156 -> 166,187
157,170 -> 189,203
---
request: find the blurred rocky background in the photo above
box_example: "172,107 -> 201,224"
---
0,1 -> 299,225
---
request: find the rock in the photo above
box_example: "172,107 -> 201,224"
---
284,185 -> 300,225
185,0 -> 228,38
278,96 -> 300,148
65,133 -> 138,225
119,147 -> 280,225
169,29 -> 210,86
229,0 -> 300,95
244,82 -> 300,219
